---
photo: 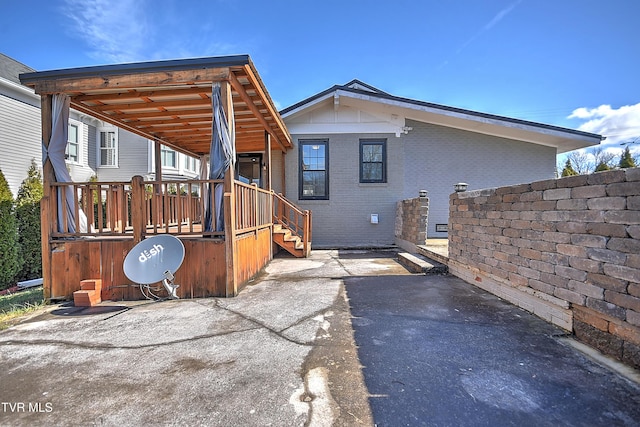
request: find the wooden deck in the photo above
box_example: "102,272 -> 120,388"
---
43,177 -> 278,301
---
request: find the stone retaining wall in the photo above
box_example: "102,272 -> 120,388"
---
395,195 -> 429,252
448,168 -> 640,368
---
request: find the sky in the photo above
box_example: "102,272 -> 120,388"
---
1,0 -> 639,164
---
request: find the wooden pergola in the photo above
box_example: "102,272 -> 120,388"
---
20,56 -> 310,301
21,55 -> 292,184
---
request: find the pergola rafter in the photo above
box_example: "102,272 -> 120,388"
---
20,55 -> 292,157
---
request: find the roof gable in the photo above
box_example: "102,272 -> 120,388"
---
281,80 -> 603,153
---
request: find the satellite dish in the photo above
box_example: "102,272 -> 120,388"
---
124,235 -> 185,299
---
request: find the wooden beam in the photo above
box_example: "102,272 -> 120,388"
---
240,64 -> 291,147
229,71 -> 287,152
110,108 -> 211,120
70,101 -> 199,158
133,118 -> 212,128
73,86 -> 212,102
28,68 -> 230,94
89,97 -> 212,112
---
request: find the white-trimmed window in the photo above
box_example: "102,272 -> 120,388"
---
99,129 -> 118,167
66,124 -> 80,163
161,146 -> 177,168
184,155 -> 197,172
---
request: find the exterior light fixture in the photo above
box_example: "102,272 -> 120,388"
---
454,183 -> 468,192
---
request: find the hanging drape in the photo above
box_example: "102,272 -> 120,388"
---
43,94 -> 87,233
204,83 -> 235,232
199,154 -> 210,228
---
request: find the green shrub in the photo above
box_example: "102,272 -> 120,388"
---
0,169 -> 21,290
15,160 -> 43,281
561,159 -> 578,177
619,146 -> 637,169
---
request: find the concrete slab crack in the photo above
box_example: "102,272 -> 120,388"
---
0,327 -> 259,351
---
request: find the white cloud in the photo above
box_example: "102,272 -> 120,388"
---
568,103 -> 640,145
484,0 -> 523,31
63,0 -> 151,63
62,0 -> 242,63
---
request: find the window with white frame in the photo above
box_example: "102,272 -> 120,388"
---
99,130 -> 117,167
161,146 -> 177,168
184,155 -> 197,172
66,124 -> 80,163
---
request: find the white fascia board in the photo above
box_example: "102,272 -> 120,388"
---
340,90 -> 601,152
286,122 -> 401,135
281,92 -> 336,119
0,76 -> 39,106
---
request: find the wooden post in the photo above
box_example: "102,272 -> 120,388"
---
130,175 -> 145,244
264,130 -> 271,191
221,80 -> 238,296
154,139 -> 163,230
281,151 -> 286,195
40,94 -> 53,300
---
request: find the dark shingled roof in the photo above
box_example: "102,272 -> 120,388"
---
0,53 -> 35,85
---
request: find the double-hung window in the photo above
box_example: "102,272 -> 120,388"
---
99,130 -> 117,167
299,140 -> 328,200
66,124 -> 79,163
184,155 -> 197,172
360,139 -> 387,183
161,146 -> 177,168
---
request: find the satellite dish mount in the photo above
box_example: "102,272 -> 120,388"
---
123,235 -> 185,300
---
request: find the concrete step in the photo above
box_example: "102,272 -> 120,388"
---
398,252 -> 448,275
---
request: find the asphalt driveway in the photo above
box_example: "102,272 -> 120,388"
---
345,274 -> 640,426
0,249 -> 405,426
1,249 -> 640,426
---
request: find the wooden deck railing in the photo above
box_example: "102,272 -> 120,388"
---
47,178 -> 225,239
272,192 -> 312,254
46,178 -> 310,254
233,181 -> 273,235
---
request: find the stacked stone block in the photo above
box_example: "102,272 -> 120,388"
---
395,196 -> 429,246
449,167 -> 640,368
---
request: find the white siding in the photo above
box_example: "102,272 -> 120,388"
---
0,94 -> 41,197
67,117 -> 96,182
96,129 -> 149,181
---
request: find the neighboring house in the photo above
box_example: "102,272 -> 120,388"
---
277,80 -> 603,248
0,53 -> 41,196
0,53 -> 199,198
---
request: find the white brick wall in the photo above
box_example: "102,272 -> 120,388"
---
403,119 -> 557,238
280,120 -> 557,247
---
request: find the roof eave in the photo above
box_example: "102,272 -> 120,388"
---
19,55 -> 251,86
282,83 -> 603,150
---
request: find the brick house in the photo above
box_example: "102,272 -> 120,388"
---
276,80 -> 603,248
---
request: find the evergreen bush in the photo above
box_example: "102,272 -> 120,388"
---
619,146 -> 637,169
16,160 -> 43,281
561,159 -> 578,177
0,169 -> 21,290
